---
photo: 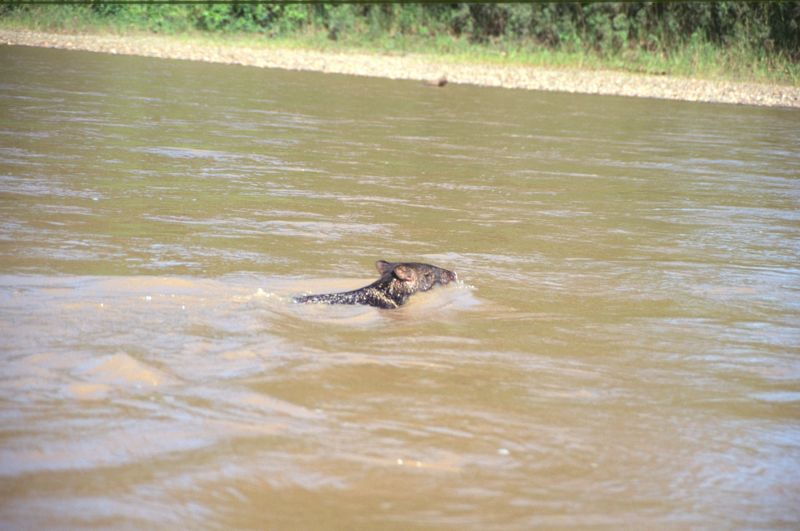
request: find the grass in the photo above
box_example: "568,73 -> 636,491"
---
2,5 -> 797,86
294,31 -> 799,85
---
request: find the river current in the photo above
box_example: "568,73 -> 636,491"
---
1,45 -> 799,528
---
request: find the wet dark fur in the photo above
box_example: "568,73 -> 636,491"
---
294,260 -> 457,309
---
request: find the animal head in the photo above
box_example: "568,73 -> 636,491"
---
375,260 -> 457,294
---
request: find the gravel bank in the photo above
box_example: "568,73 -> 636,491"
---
3,28 -> 799,108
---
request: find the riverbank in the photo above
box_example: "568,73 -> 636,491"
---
2,28 -> 799,108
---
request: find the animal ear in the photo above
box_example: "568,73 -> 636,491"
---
392,265 -> 416,282
376,260 -> 393,275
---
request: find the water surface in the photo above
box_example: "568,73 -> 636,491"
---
1,45 -> 799,528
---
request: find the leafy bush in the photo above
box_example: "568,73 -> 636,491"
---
2,2 -> 797,80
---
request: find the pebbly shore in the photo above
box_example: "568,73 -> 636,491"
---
2,28 -> 799,108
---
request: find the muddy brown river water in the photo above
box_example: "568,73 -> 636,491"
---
1,45 -> 799,528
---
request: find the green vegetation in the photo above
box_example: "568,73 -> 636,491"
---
2,2 -> 798,84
